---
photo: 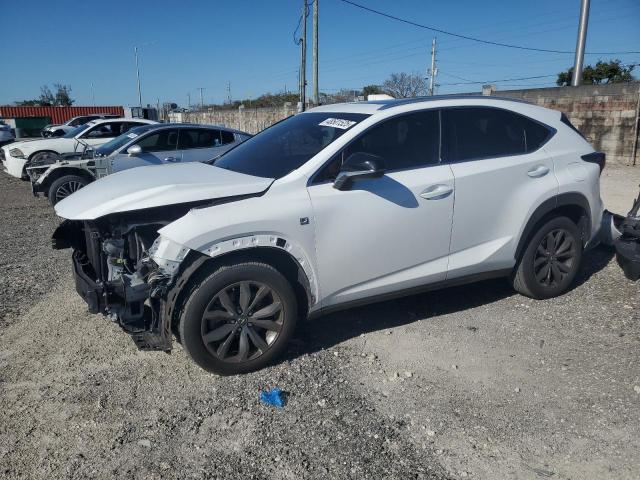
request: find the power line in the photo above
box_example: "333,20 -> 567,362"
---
336,0 -> 640,55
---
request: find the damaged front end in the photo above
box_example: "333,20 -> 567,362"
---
614,189 -> 640,281
52,206 -> 195,352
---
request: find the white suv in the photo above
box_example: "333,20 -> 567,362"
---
53,96 -> 605,375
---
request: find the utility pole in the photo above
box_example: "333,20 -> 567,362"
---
571,0 -> 590,87
226,81 -> 232,104
134,46 -> 142,108
297,0 -> 308,112
427,37 -> 438,96
312,0 -> 319,105
90,82 -> 95,106
187,93 -> 191,110
197,87 -> 205,109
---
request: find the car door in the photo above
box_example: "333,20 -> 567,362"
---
109,128 -> 180,172
442,106 -> 559,279
307,109 -> 455,308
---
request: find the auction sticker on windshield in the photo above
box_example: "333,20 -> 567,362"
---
127,133 -> 138,139
318,118 -> 357,129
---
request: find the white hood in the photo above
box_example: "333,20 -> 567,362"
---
54,162 -> 274,220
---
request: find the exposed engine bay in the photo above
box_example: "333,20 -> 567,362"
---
51,203 -> 204,352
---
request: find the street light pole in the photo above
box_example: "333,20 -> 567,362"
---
312,0 -> 319,105
134,46 -> 143,108
571,0 -> 590,87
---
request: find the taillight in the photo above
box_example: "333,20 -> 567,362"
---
581,151 -> 605,173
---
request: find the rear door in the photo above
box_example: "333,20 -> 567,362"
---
109,128 -> 180,172
442,106 -> 558,279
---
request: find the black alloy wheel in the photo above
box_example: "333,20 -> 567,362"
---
180,262 -> 298,375
201,280 -> 284,362
533,229 -> 577,287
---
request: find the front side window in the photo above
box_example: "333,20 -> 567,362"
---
314,110 -> 440,183
214,112 -> 369,179
442,107 -> 552,162
94,125 -> 158,157
135,129 -> 179,152
83,122 -> 129,139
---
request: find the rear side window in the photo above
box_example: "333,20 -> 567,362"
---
178,128 -> 220,149
442,107 -> 552,162
220,130 -> 236,145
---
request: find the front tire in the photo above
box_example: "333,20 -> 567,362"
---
48,175 -> 89,206
179,262 -> 298,375
512,216 -> 583,299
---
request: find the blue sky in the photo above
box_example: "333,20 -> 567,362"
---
1,0 -> 638,107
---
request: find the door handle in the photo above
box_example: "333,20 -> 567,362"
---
420,184 -> 454,200
164,156 -> 179,162
527,165 -> 550,178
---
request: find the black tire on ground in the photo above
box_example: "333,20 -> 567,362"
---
179,262 -> 298,375
512,216 -> 583,299
48,175 -> 89,206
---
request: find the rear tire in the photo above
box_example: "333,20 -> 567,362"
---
512,216 -> 583,299
179,262 -> 298,375
48,175 -> 88,206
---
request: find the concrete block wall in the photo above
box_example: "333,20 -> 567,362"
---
491,82 -> 640,166
180,105 -> 297,135
178,83 -> 640,166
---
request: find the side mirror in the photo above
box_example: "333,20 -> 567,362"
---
333,152 -> 386,190
127,145 -> 142,156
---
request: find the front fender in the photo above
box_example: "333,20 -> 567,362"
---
158,189 -> 320,302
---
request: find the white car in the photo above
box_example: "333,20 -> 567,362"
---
42,114 -> 120,138
53,95 -> 605,375
2,117 -> 156,179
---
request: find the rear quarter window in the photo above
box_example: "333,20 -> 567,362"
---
442,106 -> 554,162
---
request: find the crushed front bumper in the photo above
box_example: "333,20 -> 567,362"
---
54,220 -> 175,352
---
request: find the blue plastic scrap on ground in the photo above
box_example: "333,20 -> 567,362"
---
260,388 -> 286,408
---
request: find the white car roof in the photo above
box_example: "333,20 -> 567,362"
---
306,95 -> 559,122
89,117 -> 157,126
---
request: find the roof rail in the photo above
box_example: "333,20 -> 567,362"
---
372,94 -> 533,110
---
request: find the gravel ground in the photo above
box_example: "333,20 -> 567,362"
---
0,166 -> 639,479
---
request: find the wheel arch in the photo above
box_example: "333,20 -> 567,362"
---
28,149 -> 59,161
40,167 -> 95,190
515,192 -> 591,261
166,246 -> 314,334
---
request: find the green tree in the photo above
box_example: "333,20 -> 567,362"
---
53,83 -> 74,106
556,59 -> 635,86
362,84 -> 383,97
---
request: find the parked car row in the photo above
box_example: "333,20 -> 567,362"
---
45,95 -> 628,376
41,113 -> 120,137
1,118 -> 251,204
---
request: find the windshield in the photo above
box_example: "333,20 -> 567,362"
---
94,125 -> 158,157
214,112 -> 369,178
63,123 -> 93,139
